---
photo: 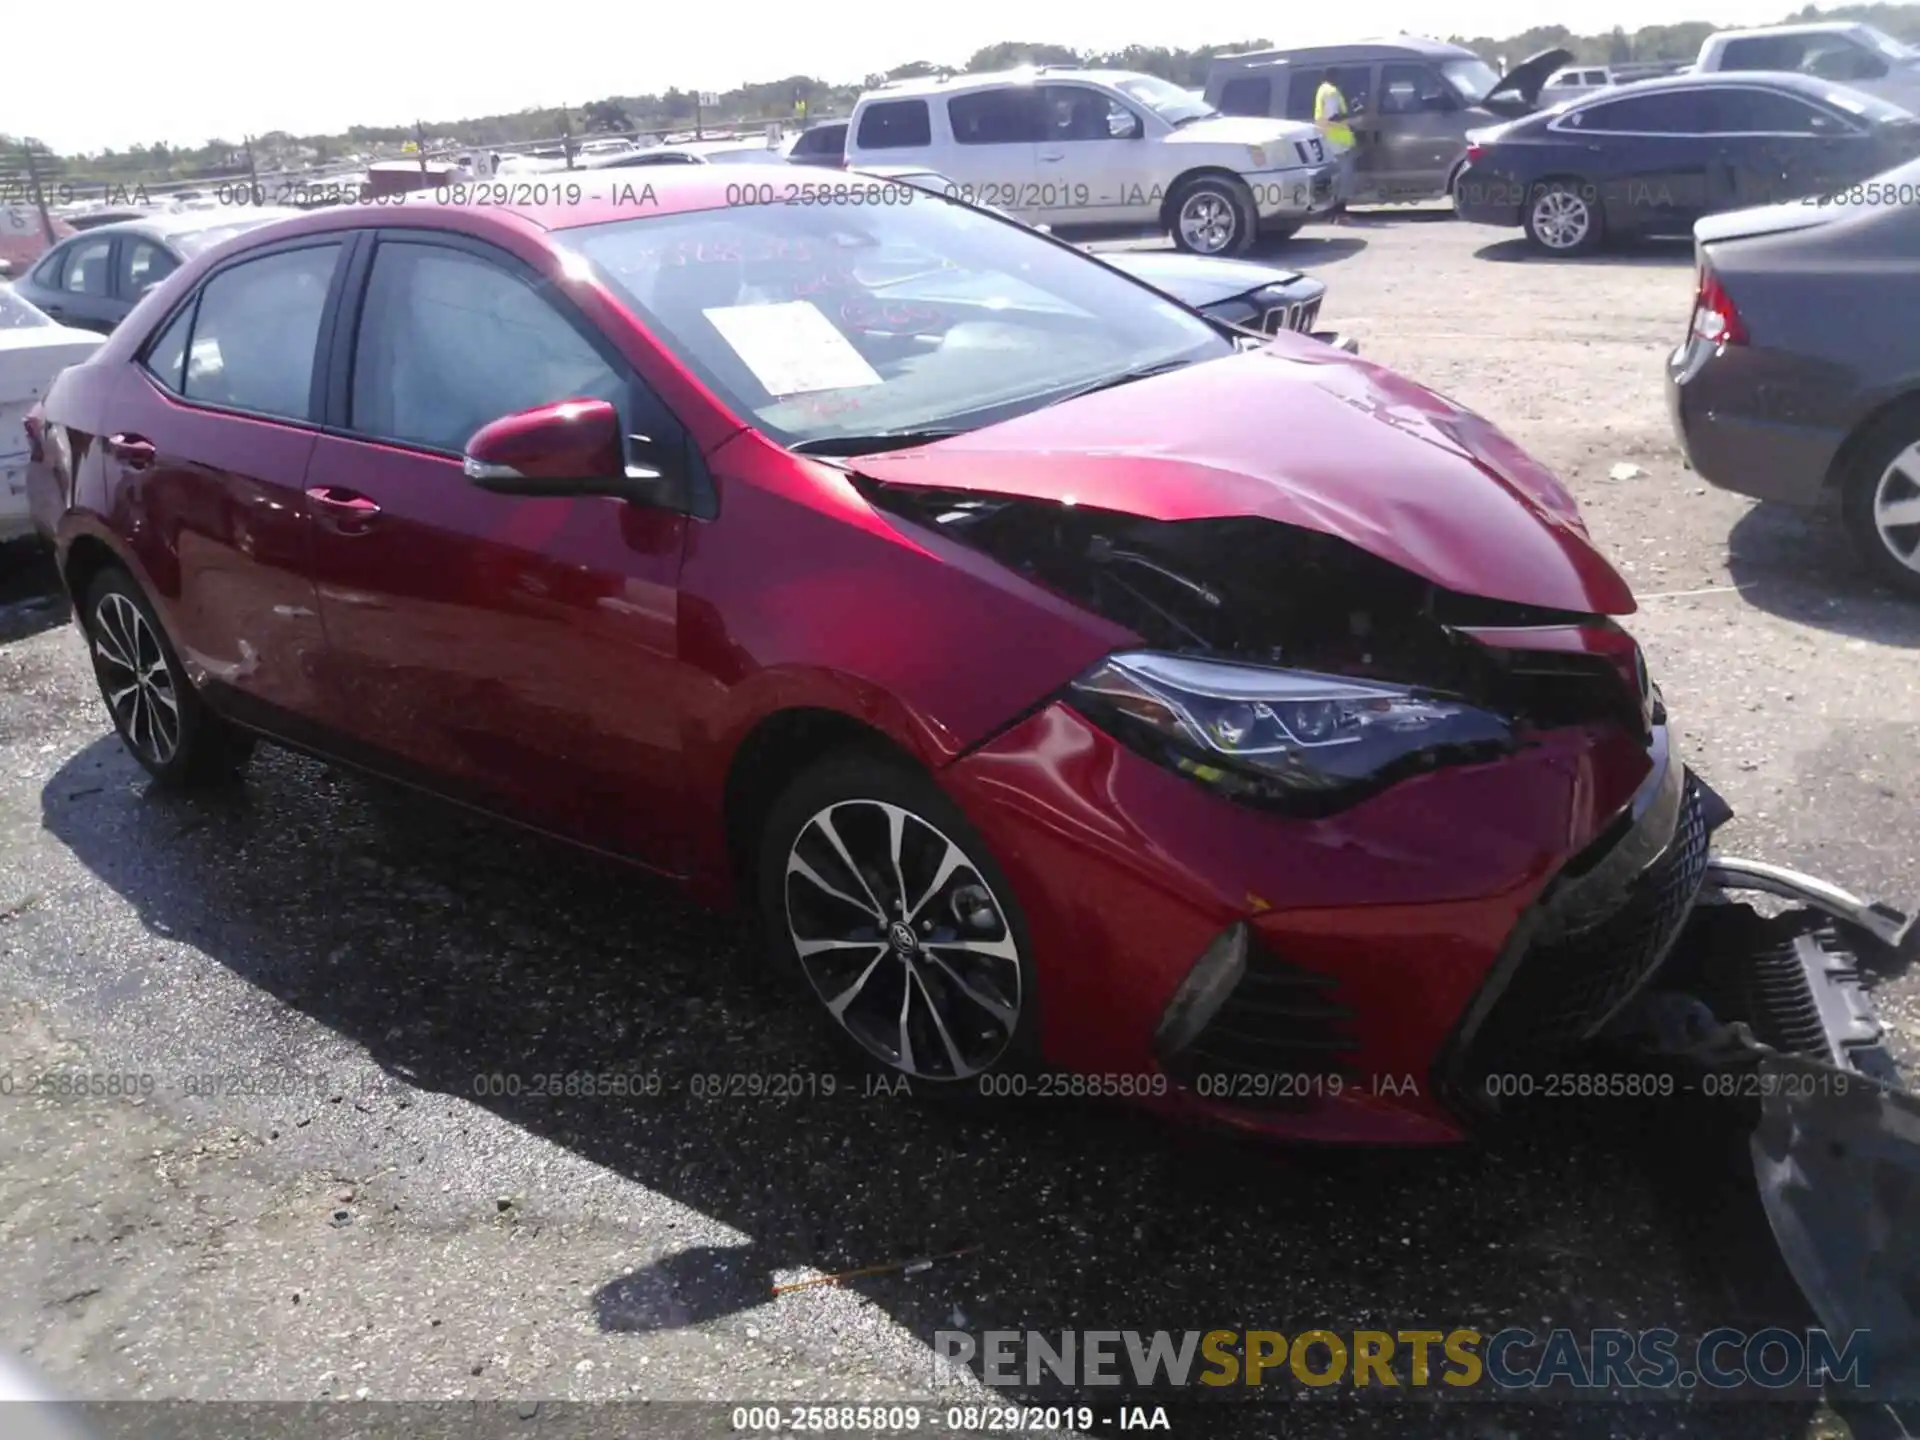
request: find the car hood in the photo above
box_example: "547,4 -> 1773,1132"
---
1485,47 -> 1576,107
1166,114 -> 1319,148
1099,251 -> 1305,306
0,326 -> 105,403
852,343 -> 1633,615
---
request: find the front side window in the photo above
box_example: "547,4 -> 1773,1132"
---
63,237 -> 112,296
1379,63 -> 1453,114
180,243 -> 341,418
1705,88 -> 1840,134
560,190 -> 1232,449
349,241 -> 628,454
1040,86 -> 1142,141
948,89 -> 1042,145
1565,92 -> 1708,134
855,100 -> 932,150
1440,58 -> 1501,102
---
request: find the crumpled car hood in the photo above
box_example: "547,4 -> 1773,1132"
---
853,340 -> 1635,615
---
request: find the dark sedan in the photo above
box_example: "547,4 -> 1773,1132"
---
1454,72 -> 1920,254
11,207 -> 302,332
1669,160 -> 1920,595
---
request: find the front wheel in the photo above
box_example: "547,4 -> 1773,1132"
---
756,749 -> 1039,1091
1523,180 -> 1603,255
1170,176 -> 1257,256
81,566 -> 254,786
1841,422 -> 1920,598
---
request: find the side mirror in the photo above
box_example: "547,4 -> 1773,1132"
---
462,398 -> 685,509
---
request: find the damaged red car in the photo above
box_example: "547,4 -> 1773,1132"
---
22,170 -> 1919,1363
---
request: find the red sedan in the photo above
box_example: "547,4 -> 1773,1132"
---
20,170 -> 1910,1154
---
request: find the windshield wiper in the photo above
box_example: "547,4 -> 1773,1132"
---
790,427 -> 966,456
1047,357 -> 1198,408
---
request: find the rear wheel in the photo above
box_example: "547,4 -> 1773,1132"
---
1841,422 -> 1920,598
81,566 -> 254,786
1170,176 -> 1257,256
1523,180 -> 1603,255
756,748 -> 1039,1092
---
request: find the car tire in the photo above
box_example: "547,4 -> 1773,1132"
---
1522,179 -> 1603,256
756,746 -> 1041,1094
1840,417 -> 1920,598
80,566 -> 255,787
1170,176 -> 1257,257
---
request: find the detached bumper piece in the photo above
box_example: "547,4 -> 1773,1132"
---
1614,864 -> 1920,1398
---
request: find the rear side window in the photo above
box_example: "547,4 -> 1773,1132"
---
63,237 -> 113,296
181,243 -> 341,419
948,89 -> 1041,144
142,304 -> 193,393
1720,36 -> 1810,70
856,100 -> 932,150
793,124 -> 847,157
349,241 -> 631,454
1218,77 -> 1272,116
118,240 -> 178,298
1565,91 -> 1709,134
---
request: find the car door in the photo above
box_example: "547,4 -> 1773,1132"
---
1375,61 -> 1467,198
300,230 -> 693,869
1554,90 -> 1717,232
1700,86 -> 1862,207
111,235 -> 181,313
102,238 -> 343,730
942,89 -> 1042,218
38,234 -> 121,332
1034,84 -> 1151,225
1317,64 -> 1382,200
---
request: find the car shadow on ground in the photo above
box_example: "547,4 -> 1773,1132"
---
1727,504 -> 1920,648
35,739 -> 1843,1435
0,542 -> 68,645
1473,238 -> 1695,267
1254,235 -> 1368,266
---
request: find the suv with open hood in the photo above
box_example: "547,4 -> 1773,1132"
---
1204,36 -> 1571,204
844,67 -> 1337,255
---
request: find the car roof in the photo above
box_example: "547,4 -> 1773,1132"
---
1708,22 -> 1877,41
862,67 -> 1161,98
1557,70 -> 1885,104
59,206 -> 307,246
1214,35 -> 1480,66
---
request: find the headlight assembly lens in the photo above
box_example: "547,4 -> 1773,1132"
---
1068,651 -> 1516,810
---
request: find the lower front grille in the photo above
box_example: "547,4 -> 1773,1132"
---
1163,941 -> 1361,1110
1261,298 -> 1322,335
1457,775 -> 1711,1080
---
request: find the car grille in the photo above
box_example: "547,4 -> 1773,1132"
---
1452,774 -> 1711,1084
1162,941 -> 1362,1109
1261,297 -> 1321,335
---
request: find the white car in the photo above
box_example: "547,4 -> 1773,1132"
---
844,67 -> 1336,255
1695,23 -> 1920,110
1538,65 -> 1616,107
1,287 -> 103,546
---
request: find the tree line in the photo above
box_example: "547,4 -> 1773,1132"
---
9,1 -> 1920,186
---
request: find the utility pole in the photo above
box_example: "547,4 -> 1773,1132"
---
560,108 -> 576,169
694,92 -> 704,140
415,121 -> 429,173
243,134 -> 259,190
21,141 -> 55,246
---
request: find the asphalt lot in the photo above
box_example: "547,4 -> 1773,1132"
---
1,209 -> 1917,1439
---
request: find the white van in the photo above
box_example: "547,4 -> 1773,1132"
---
1695,23 -> 1920,110
844,67 -> 1335,255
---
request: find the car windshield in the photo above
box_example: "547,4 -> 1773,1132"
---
1112,74 -> 1216,126
170,211 -> 299,257
0,287 -> 54,329
1860,26 -> 1915,60
1441,58 -> 1503,101
561,188 -> 1231,447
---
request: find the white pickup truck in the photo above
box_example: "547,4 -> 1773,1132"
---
1695,23 -> 1920,110
844,67 -> 1336,255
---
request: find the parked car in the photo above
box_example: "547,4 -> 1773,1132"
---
783,121 -> 849,168
1,286 -> 105,548
1695,22 -> 1920,111
10,208 -> 303,332
1669,157 -> 1920,595
60,207 -> 156,232
1538,65 -> 1617,107
1204,38 -> 1572,204
851,164 -> 1353,349
578,139 -> 783,169
845,67 -> 1335,254
1453,73 -> 1920,253
22,171 -> 1910,1202
2,205 -> 75,281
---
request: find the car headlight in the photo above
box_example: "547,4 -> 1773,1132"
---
1068,652 -> 1516,813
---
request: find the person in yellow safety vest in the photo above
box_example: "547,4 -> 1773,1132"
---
1313,69 -> 1355,222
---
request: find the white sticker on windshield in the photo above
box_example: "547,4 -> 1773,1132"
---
702,300 -> 882,396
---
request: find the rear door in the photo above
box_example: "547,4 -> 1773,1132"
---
1553,90 -> 1718,231
942,89 -> 1042,217
300,229 -> 693,868
101,237 -> 344,730
1034,84 -> 1152,225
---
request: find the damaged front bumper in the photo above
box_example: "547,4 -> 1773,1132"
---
1604,803 -> 1920,1397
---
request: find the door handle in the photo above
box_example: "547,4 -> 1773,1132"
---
305,485 -> 380,514
105,433 -> 155,468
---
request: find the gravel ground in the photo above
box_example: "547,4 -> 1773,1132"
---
0,210 -> 1915,1440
